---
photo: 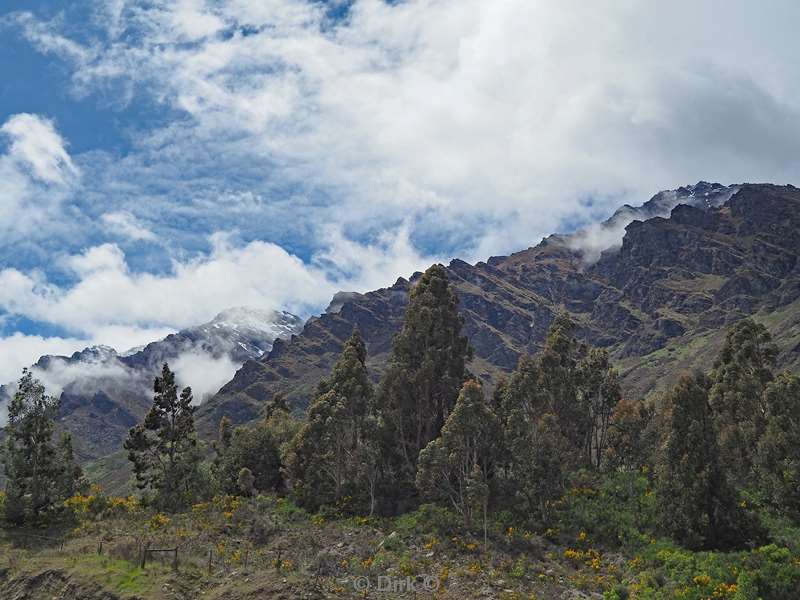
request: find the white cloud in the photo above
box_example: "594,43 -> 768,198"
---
101,211 -> 157,242
0,114 -> 78,238
9,2 -> 800,259
0,333 -> 89,385
171,348 -> 238,404
0,228 -> 435,377
0,113 -> 78,185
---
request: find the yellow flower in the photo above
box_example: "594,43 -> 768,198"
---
148,513 -> 171,530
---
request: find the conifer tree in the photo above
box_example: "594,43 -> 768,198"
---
416,380 -> 500,528
124,363 -> 202,511
2,369 -> 80,523
377,264 -> 471,483
656,372 -> 756,550
709,318 -> 777,483
287,329 -> 377,511
756,372 -> 800,517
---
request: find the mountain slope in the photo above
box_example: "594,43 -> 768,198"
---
198,183 -> 800,433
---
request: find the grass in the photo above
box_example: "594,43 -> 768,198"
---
1,476 -> 799,599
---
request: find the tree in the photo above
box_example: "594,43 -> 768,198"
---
416,380 -> 500,528
709,318 -> 777,483
238,467 -> 256,497
605,398 -> 656,472
124,363 -> 202,511
56,432 -> 86,500
578,348 -> 622,469
756,372 -> 800,517
213,419 -> 282,495
655,372 -> 757,550
2,369 -> 81,524
377,264 -> 472,485
537,314 -> 586,451
286,329 -> 377,511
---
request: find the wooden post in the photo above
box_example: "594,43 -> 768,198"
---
243,549 -> 249,571
172,548 -> 178,571
98,541 -> 103,555
207,548 -> 213,575
141,543 -> 149,569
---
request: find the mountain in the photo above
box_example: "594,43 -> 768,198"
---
197,183 -> 800,433
0,308 -> 303,462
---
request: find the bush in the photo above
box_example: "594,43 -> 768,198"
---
394,504 -> 462,536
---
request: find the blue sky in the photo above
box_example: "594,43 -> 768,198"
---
1,0 -> 799,382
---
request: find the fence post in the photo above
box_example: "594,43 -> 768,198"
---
243,549 -> 249,571
207,548 -> 213,575
172,548 -> 178,571
141,543 -> 149,569
97,541 -> 103,555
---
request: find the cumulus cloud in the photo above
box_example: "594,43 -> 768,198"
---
12,1 -> 800,257
0,229 -> 434,356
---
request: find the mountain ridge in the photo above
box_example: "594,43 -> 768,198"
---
197,183 -> 800,434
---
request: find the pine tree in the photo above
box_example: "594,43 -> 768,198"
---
416,380 -> 500,528
709,318 -> 777,483
124,363 -> 202,511
2,369 -> 79,523
656,372 -> 757,550
377,264 -> 471,484
286,329 -> 377,511
755,372 -> 800,517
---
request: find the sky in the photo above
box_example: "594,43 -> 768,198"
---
1,0 -> 799,383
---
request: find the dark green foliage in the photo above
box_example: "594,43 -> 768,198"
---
287,329 -> 379,513
496,315 -> 621,521
579,347 -> 622,468
213,418 -> 282,495
238,467 -> 255,497
756,372 -> 800,517
606,397 -> 657,472
2,369 -> 82,524
709,318 -> 778,483
56,431 -> 86,500
655,372 -> 759,550
124,363 -> 202,511
377,265 -> 472,484
416,380 -> 500,528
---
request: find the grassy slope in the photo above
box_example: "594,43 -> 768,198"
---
2,474 -> 799,600
615,297 -> 800,400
